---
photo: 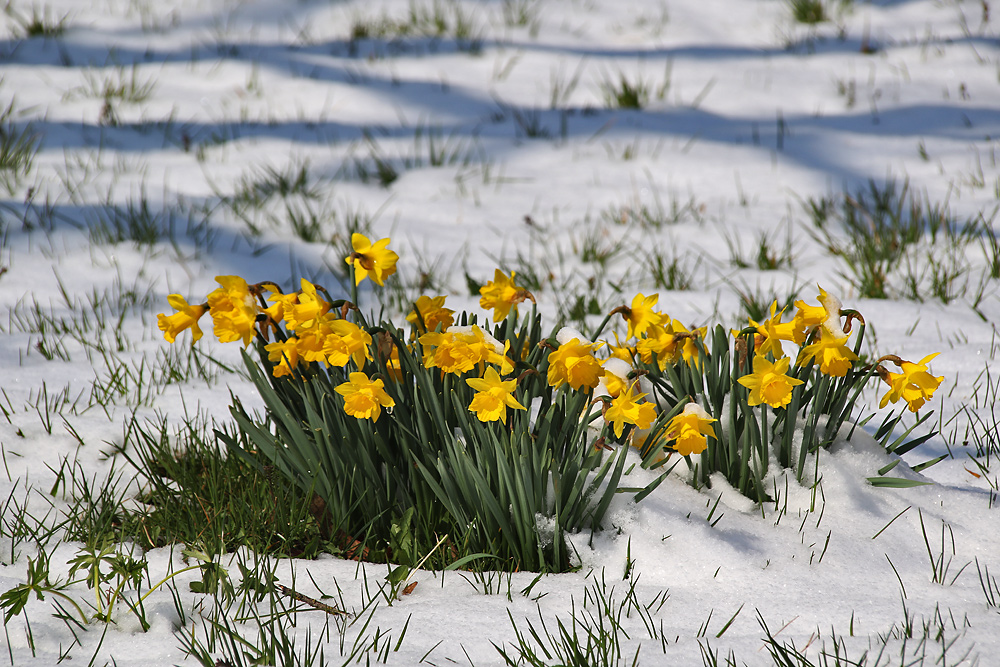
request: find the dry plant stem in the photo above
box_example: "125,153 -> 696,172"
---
276,584 -> 348,616
841,310 -> 865,334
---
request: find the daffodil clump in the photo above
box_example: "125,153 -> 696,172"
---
158,236 -> 944,569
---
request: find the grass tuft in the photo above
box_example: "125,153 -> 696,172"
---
802,178 -> 992,301
0,97 -> 40,195
3,2 -> 69,38
789,0 -> 826,24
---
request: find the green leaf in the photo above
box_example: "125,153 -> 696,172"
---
866,477 -> 933,488
911,454 -> 947,473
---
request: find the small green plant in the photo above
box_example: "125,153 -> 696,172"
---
114,414 -> 331,557
598,63 -> 671,110
600,72 -> 650,110
789,0 -> 826,24
725,227 -> 795,271
732,282 -> 801,324
495,566 -> 670,666
0,97 -> 40,195
500,0 -> 541,29
84,195 -> 169,246
3,3 -> 69,38
976,558 -> 999,608
0,540 -> 221,631
918,510 -> 969,586
802,179 -> 988,301
79,65 -> 157,104
227,161 -> 320,211
548,59 -> 586,109
643,244 -> 700,291
573,219 -> 626,268
604,185 -> 705,229
347,0 -> 483,52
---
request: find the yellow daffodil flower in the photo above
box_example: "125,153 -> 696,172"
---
323,319 -> 373,368
599,357 -> 633,399
420,326 -> 512,375
466,367 -> 526,424
604,381 -> 657,438
748,302 -> 797,359
797,328 -> 858,377
283,279 -> 331,331
385,343 -> 404,382
606,333 -> 635,363
737,354 -> 804,409
157,295 -> 207,343
547,337 -> 604,390
665,403 -> 717,457
636,322 -> 679,370
346,233 -> 398,286
672,319 -> 706,369
335,372 -> 395,421
421,330 -> 481,374
479,269 -> 531,322
264,290 -> 297,325
406,295 -> 454,334
207,275 -> 259,347
792,286 -> 844,342
878,353 -> 944,413
623,293 -> 665,340
292,315 -> 372,368
265,338 -> 306,378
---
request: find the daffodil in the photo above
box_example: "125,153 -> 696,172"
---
157,295 -> 207,343
636,322 -> 679,369
406,295 -> 454,334
335,372 -> 395,421
665,403 -> 717,457
265,338 -> 306,378
346,233 -> 398,286
748,302 -> 797,359
737,354 -> 804,409
547,337 -> 604,390
421,330 -> 482,374
421,325 -> 513,375
797,328 -> 858,377
207,275 -> 259,347
604,382 -> 657,438
283,279 -> 331,331
606,333 -> 635,363
479,269 -> 531,322
878,353 -> 944,413
672,319 -> 706,368
384,343 -> 404,382
264,290 -> 298,325
792,286 -> 844,342
322,319 -> 373,368
292,315 -> 371,369
466,367 -> 526,424
623,293 -> 665,340
598,358 -> 633,399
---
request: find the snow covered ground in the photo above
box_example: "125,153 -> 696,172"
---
1,0 -> 999,664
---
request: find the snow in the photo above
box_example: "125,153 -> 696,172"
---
1,0 -> 999,664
